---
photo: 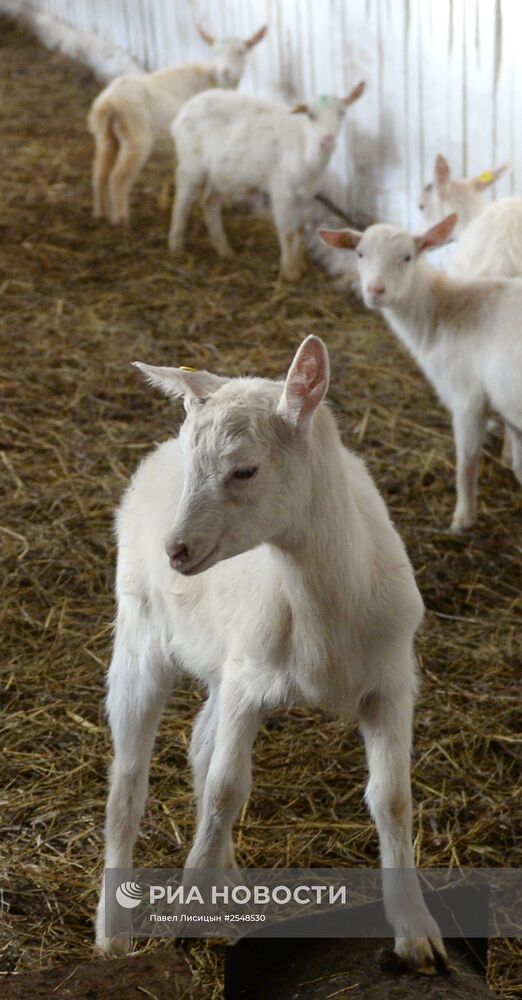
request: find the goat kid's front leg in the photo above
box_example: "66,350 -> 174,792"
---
95,634 -> 171,956
271,190 -> 303,281
185,683 -> 261,870
451,403 -> 487,532
360,683 -> 449,974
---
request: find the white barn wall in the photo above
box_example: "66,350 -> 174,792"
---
9,0 -> 522,228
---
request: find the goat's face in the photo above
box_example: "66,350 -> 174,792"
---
291,83 -> 365,158
167,386 -> 298,574
294,96 -> 347,156
211,38 -> 249,89
206,25 -> 267,89
352,225 -> 421,308
318,215 -> 458,308
135,336 -> 330,576
417,153 -> 507,235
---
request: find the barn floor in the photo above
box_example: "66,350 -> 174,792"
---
0,16 -> 520,999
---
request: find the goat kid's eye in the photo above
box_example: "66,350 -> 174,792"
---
356,250 -> 363,259
403,254 -> 412,263
232,466 -> 258,481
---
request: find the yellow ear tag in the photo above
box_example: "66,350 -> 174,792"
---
478,170 -> 495,184
179,365 -> 199,372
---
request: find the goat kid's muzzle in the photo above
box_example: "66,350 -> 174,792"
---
165,538 -> 221,576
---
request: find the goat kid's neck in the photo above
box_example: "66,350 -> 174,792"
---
381,263 -> 445,357
269,424 -> 367,618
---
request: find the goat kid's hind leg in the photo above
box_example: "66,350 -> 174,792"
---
188,688 -> 237,869
168,166 -> 203,255
500,422 -> 513,468
92,129 -> 118,219
185,682 -> 261,870
189,688 -> 219,823
95,626 -> 173,955
505,423 -> 522,485
108,123 -> 152,225
201,187 -> 233,257
360,677 -> 448,974
451,402 -> 487,532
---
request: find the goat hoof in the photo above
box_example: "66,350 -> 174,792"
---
95,933 -> 131,957
281,266 -> 302,282
449,516 -> 474,534
393,936 -> 450,975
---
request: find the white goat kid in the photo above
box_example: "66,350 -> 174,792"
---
88,24 -> 267,225
95,336 -> 447,973
419,154 -> 522,280
320,217 -> 522,531
419,153 -> 508,239
169,84 -> 365,280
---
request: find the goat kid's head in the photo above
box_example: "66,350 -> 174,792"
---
198,23 -> 268,89
135,336 -> 330,576
319,215 -> 457,308
291,81 -> 365,157
418,154 -> 508,233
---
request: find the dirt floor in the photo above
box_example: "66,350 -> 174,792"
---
0,15 -> 520,1000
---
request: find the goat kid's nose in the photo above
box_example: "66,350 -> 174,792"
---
368,283 -> 386,296
167,542 -> 189,569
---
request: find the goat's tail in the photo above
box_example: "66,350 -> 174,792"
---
88,98 -> 117,143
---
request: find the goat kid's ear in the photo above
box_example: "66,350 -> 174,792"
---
133,362 -> 228,402
344,80 -> 365,106
435,153 -> 451,185
473,163 -> 508,191
277,335 -> 330,427
197,23 -> 215,46
246,24 -> 268,48
414,212 -> 458,252
318,227 -> 363,250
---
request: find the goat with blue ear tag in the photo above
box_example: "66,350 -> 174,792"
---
169,82 -> 365,280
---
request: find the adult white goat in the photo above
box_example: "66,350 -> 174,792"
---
95,336 -> 447,974
168,84 -> 365,279
88,23 -> 267,225
320,216 -> 522,531
419,154 -> 522,280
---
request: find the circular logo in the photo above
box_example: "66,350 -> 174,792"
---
116,881 -> 144,909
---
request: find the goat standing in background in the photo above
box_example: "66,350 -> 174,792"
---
419,154 -> 522,280
419,154 -> 508,238
320,216 -> 522,531
169,84 -> 365,279
96,336 -> 447,975
88,23 -> 267,225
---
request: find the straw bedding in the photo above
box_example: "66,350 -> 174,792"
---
0,17 -> 520,998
